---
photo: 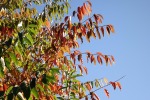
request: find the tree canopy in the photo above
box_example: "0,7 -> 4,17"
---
0,0 -> 122,99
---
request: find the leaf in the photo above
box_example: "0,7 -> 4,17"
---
25,33 -> 34,45
72,11 -> 76,17
77,13 -> 82,21
78,54 -> 82,62
106,26 -> 110,35
108,24 -> 115,33
116,82 -> 122,90
95,79 -> 100,87
100,27 -> 104,37
97,55 -> 102,65
111,55 -> 115,63
81,6 -> 86,15
93,92 -> 100,100
95,26 -> 101,39
86,0 -> 92,7
104,89 -> 109,98
85,82 -> 92,91
9,53 -> 18,65
30,78 -> 36,89
78,65 -> 83,74
103,78 -> 109,85
110,81 -> 116,90
86,31 -> 91,42
64,16 -> 69,22
31,88 -> 39,99
104,55 -> 109,66
90,55 -> 95,64
83,66 -> 88,74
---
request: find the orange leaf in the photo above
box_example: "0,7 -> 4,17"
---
77,13 -> 82,21
111,55 -> 115,63
108,24 -> 115,33
78,7 -> 82,14
83,66 -> 88,74
85,82 -> 92,91
100,27 -> 104,37
104,89 -> 109,98
104,55 -> 109,66
81,6 -> 86,15
116,82 -> 122,90
91,55 -> 95,63
97,55 -> 102,65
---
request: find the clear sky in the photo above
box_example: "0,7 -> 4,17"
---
68,0 -> 150,100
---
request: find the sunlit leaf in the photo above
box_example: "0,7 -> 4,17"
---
100,27 -> 104,37
116,82 -> 122,90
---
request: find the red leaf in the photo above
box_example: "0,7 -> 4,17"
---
91,55 -> 95,63
110,55 -> 115,63
95,26 -> 101,39
104,89 -> 109,98
110,81 -> 116,90
64,16 -> 69,22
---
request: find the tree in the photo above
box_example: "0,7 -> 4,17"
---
0,0 -> 123,99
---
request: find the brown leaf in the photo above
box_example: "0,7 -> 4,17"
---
86,31 -> 91,42
89,18 -> 92,26
104,89 -> 109,98
93,92 -> 100,100
64,16 -> 69,22
78,7 -> 82,14
110,55 -> 115,63
78,65 -> 83,74
106,26 -> 110,35
86,0 -> 92,7
91,55 -> 95,64
85,82 -> 92,91
100,27 -> 104,37
83,66 -> 88,74
64,56 -> 67,65
78,54 -> 82,62
95,26 -> 101,39
68,19 -> 72,30
104,55 -> 109,66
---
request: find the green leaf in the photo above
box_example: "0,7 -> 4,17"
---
25,33 -> 34,45
50,67 -> 60,75
0,61 -> 4,77
4,58 -> 10,70
28,24 -> 37,28
36,84 -> 44,92
71,74 -> 82,78
5,86 -> 13,95
31,88 -> 39,99
9,53 -> 18,65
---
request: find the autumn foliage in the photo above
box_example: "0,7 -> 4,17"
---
0,0 -> 122,99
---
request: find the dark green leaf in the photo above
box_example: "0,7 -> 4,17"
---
13,86 -> 20,96
7,93 -> 13,100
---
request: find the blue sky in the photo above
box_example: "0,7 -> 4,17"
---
68,0 -> 150,100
